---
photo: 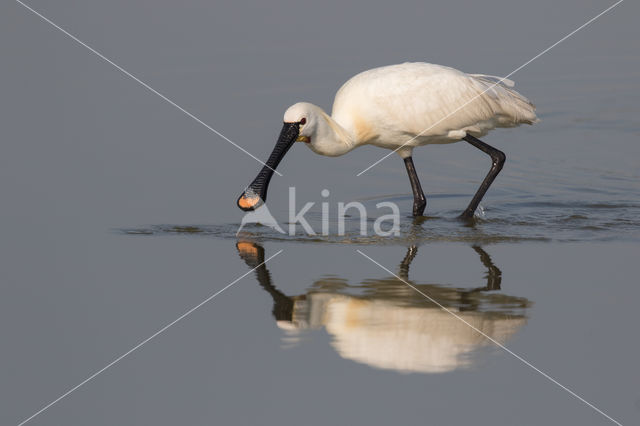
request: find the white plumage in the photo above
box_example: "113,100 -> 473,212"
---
239,62 -> 538,217
286,62 -> 537,158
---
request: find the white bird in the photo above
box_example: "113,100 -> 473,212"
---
238,62 -> 538,218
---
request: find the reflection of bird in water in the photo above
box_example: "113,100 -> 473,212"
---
236,242 -> 530,374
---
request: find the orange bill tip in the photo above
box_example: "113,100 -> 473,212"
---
238,193 -> 261,210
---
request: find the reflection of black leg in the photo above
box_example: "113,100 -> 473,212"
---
460,135 -> 506,219
472,245 -> 502,290
458,246 -> 503,309
404,157 -> 427,216
398,245 -> 418,281
236,241 -> 294,321
466,246 -> 502,293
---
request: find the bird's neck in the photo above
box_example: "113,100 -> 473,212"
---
313,110 -> 357,157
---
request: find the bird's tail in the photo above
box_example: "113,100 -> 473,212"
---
470,74 -> 539,125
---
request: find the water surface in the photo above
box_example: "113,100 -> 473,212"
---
1,0 -> 639,425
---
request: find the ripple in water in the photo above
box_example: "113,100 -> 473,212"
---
118,194 -> 640,244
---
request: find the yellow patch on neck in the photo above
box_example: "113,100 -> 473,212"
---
350,112 -> 376,143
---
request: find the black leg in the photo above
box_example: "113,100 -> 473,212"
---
403,156 -> 426,216
460,135 -> 506,219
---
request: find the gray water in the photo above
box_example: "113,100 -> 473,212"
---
1,0 -> 639,425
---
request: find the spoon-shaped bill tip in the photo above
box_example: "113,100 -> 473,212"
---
237,191 -> 263,211
235,122 -> 300,212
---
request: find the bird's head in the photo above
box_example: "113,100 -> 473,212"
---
236,102 -> 323,211
283,102 -> 318,144
285,102 -> 353,157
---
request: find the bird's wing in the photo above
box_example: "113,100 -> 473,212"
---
333,63 -> 536,141
469,74 -> 515,88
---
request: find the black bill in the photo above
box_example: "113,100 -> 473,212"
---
237,122 -> 300,211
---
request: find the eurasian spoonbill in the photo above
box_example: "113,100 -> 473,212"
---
237,62 -> 538,218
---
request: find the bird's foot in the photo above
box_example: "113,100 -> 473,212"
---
412,201 -> 426,217
458,210 -> 478,222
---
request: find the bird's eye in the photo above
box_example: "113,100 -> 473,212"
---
300,117 -> 307,125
